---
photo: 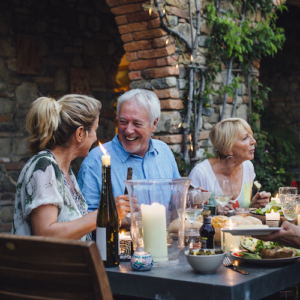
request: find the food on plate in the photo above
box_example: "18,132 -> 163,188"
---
193,221 -> 203,230
253,181 -> 261,189
212,216 -> 228,228
169,218 -> 192,232
261,247 -> 297,259
255,200 -> 283,216
244,216 -> 263,225
239,237 -> 300,260
212,216 -> 228,243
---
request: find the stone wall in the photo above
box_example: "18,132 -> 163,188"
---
106,0 -> 257,156
0,0 -> 123,232
0,0 -> 259,232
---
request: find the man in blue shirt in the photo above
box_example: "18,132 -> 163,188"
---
77,89 -> 181,221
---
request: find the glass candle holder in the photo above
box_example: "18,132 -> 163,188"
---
125,178 -> 191,267
235,207 -> 249,218
221,221 -> 240,256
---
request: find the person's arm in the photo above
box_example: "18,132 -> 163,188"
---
253,221 -> 300,248
31,205 -> 97,240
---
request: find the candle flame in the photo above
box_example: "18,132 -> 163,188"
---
99,142 -> 107,155
190,145 -> 193,152
178,122 -> 182,128
149,8 -> 152,15
271,209 -> 274,213
175,63 -> 178,69
165,38 -> 169,45
162,8 -> 165,13
190,55 -> 193,62
276,193 -> 279,198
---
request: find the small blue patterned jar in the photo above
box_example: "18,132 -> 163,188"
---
130,248 -> 153,271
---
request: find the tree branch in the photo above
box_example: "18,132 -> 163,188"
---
153,0 -> 192,52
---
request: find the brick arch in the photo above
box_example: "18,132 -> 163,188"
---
105,0 -> 184,113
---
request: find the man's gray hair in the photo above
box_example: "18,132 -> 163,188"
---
117,89 -> 161,124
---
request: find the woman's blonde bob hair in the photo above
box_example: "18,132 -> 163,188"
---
210,118 -> 253,160
26,94 -> 102,154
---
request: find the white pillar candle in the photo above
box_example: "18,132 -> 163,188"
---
297,215 -> 300,227
141,203 -> 168,262
266,209 -> 280,221
221,220 -> 240,254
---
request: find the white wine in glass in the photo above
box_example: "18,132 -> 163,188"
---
214,180 -> 233,207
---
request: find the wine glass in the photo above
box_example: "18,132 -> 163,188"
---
280,194 -> 299,222
185,189 -> 204,224
214,180 -> 233,207
279,187 -> 297,195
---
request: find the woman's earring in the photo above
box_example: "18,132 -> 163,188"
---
225,155 -> 236,166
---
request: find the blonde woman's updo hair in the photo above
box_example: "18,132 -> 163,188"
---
210,118 -> 253,160
26,94 -> 102,154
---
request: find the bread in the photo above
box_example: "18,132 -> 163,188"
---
192,221 -> 203,230
169,218 -> 181,232
245,216 -> 262,225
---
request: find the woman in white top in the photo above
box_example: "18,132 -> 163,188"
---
188,118 -> 270,215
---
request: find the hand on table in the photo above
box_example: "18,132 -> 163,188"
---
253,221 -> 300,249
251,191 -> 271,208
216,200 -> 235,216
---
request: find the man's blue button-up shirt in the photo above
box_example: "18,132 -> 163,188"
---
77,135 -> 181,211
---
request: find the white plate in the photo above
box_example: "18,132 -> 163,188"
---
231,250 -> 300,265
221,227 -> 283,236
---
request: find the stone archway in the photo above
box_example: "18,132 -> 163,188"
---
106,0 -> 184,152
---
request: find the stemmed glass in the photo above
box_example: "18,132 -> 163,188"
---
185,189 -> 204,225
280,194 -> 299,222
214,180 -> 233,208
279,187 -> 297,195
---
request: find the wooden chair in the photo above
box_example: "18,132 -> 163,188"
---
0,234 -> 113,300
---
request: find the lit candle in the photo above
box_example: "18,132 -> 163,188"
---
99,142 -> 110,166
271,193 -> 280,204
266,209 -> 280,221
221,220 -> 240,254
119,231 -> 132,260
141,203 -> 168,263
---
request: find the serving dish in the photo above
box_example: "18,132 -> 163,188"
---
185,249 -> 225,274
231,250 -> 300,265
221,227 -> 282,236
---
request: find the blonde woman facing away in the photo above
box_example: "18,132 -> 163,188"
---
188,118 -> 271,216
12,95 -> 123,241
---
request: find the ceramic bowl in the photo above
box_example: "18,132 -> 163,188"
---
185,249 -> 225,274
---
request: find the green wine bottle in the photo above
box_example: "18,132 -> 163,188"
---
96,161 -> 119,268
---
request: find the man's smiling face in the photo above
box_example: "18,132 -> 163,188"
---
118,100 -> 158,158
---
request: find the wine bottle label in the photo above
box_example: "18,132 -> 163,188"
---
96,227 -> 107,261
201,237 -> 207,249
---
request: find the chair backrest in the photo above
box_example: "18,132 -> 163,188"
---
0,234 -> 113,300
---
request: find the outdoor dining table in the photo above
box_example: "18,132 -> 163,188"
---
106,253 -> 300,300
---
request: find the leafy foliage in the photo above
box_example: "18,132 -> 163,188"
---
251,79 -> 300,195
